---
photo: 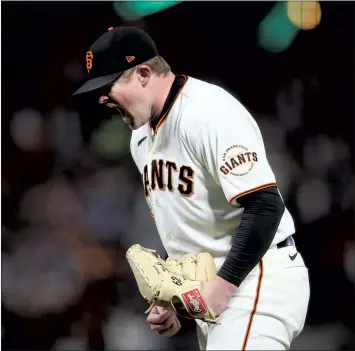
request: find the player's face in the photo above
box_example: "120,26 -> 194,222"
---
98,66 -> 154,130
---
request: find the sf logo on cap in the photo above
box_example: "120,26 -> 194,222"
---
86,51 -> 94,72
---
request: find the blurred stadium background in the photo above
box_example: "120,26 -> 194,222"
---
1,1 -> 354,350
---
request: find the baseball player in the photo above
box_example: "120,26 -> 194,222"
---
74,26 -> 310,350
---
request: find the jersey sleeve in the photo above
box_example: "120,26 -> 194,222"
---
194,92 -> 277,206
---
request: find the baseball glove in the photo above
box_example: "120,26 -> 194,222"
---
126,244 -> 218,324
166,252 -> 217,282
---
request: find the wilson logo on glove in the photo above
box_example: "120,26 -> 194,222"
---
182,289 -> 207,315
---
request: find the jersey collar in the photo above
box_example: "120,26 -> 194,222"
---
150,74 -> 188,133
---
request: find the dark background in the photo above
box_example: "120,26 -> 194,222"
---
2,2 -> 354,350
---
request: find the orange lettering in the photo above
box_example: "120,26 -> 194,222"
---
126,56 -> 135,63
86,51 -> 94,72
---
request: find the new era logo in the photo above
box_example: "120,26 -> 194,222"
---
126,56 -> 135,63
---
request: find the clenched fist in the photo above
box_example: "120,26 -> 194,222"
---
147,306 -> 181,337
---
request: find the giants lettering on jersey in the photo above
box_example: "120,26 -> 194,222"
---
142,159 -> 195,197
220,144 -> 258,177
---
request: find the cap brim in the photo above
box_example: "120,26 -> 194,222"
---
73,72 -> 123,96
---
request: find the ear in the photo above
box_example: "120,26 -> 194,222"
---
136,65 -> 152,87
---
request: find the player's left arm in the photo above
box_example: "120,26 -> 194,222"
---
219,186 -> 284,286
192,92 -> 285,288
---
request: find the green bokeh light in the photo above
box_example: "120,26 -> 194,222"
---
91,116 -> 131,160
258,2 -> 300,53
113,1 -> 182,20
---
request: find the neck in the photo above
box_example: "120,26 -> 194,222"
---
151,72 -> 176,120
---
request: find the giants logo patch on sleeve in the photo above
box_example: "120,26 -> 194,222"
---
219,145 -> 258,177
181,289 -> 207,316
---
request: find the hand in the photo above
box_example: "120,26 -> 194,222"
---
202,276 -> 237,317
147,306 -> 181,337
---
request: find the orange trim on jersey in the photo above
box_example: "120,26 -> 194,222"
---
154,75 -> 188,133
229,183 -> 277,204
241,260 -> 264,350
150,211 -> 155,218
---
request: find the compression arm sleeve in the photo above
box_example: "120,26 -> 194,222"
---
217,186 -> 285,287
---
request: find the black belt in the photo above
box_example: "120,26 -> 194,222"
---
277,236 -> 294,249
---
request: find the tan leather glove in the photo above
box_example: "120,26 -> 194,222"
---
166,252 -> 217,282
126,244 -> 218,324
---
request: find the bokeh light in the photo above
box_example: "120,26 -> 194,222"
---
91,116 -> 131,160
10,108 -> 44,151
287,1 -> 322,30
113,1 -> 182,20
257,1 -> 300,53
296,178 -> 331,223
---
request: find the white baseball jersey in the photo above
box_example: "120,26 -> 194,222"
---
130,76 -> 295,267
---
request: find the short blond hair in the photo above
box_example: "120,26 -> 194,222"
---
122,55 -> 171,78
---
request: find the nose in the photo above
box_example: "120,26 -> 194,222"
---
98,95 -> 108,105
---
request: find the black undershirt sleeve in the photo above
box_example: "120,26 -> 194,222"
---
217,186 -> 285,287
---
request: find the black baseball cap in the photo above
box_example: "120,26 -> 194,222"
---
73,26 -> 158,96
